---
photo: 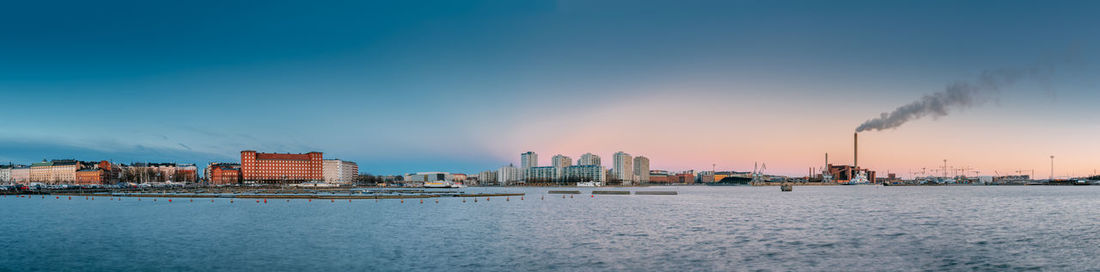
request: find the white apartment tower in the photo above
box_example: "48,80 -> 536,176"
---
551,154 -> 573,169
520,151 -> 538,169
612,151 -> 634,185
578,153 -> 601,167
497,164 -> 521,186
633,156 -> 650,184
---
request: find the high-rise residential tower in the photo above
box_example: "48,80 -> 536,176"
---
520,151 -> 538,169
578,153 -> 601,167
551,154 -> 573,168
612,151 -> 634,185
633,156 -> 650,184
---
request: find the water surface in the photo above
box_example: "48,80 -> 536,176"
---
2,186 -> 1097,271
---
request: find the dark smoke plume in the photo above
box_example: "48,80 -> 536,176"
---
855,68 -> 1042,132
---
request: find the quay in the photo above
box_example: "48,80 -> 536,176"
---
4,187 -> 524,199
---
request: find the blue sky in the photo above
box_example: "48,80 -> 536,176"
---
2,0 -> 1099,176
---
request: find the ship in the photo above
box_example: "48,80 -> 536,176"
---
424,181 -> 463,188
706,176 -> 753,186
841,171 -> 871,185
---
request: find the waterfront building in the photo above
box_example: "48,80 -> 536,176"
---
698,171 -> 715,183
521,151 -> 538,169
75,169 -> 105,185
612,151 -> 634,185
633,156 -> 650,184
206,163 -> 241,185
12,166 -> 29,183
119,162 -> 196,183
497,164 -> 521,186
452,173 -> 467,182
524,166 -> 559,183
403,172 -> 452,185
240,150 -> 323,184
30,160 -> 81,184
561,165 -> 606,184
322,159 -> 359,184
578,153 -> 601,167
649,170 -> 671,183
143,163 -> 198,183
477,170 -> 497,186
673,172 -> 695,184
176,164 -> 198,183
0,165 -> 11,183
551,154 -> 572,169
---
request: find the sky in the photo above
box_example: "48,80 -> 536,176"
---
2,0 -> 1099,178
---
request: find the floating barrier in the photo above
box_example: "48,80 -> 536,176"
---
548,190 -> 581,194
635,191 -> 677,195
592,191 -> 630,195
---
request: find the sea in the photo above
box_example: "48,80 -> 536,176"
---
2,186 -> 1098,271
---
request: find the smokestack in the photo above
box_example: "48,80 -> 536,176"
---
854,133 -> 858,169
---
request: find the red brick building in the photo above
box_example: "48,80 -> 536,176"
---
75,169 -> 105,185
207,163 -> 242,185
240,150 -> 323,184
673,173 -> 695,184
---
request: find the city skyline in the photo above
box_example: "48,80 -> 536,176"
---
3,1 -> 1100,177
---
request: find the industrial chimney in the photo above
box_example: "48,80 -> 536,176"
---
854,132 -> 858,169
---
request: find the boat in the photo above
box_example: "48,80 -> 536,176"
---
705,176 -> 753,186
576,181 -> 600,187
423,181 -> 456,188
841,171 -> 871,185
